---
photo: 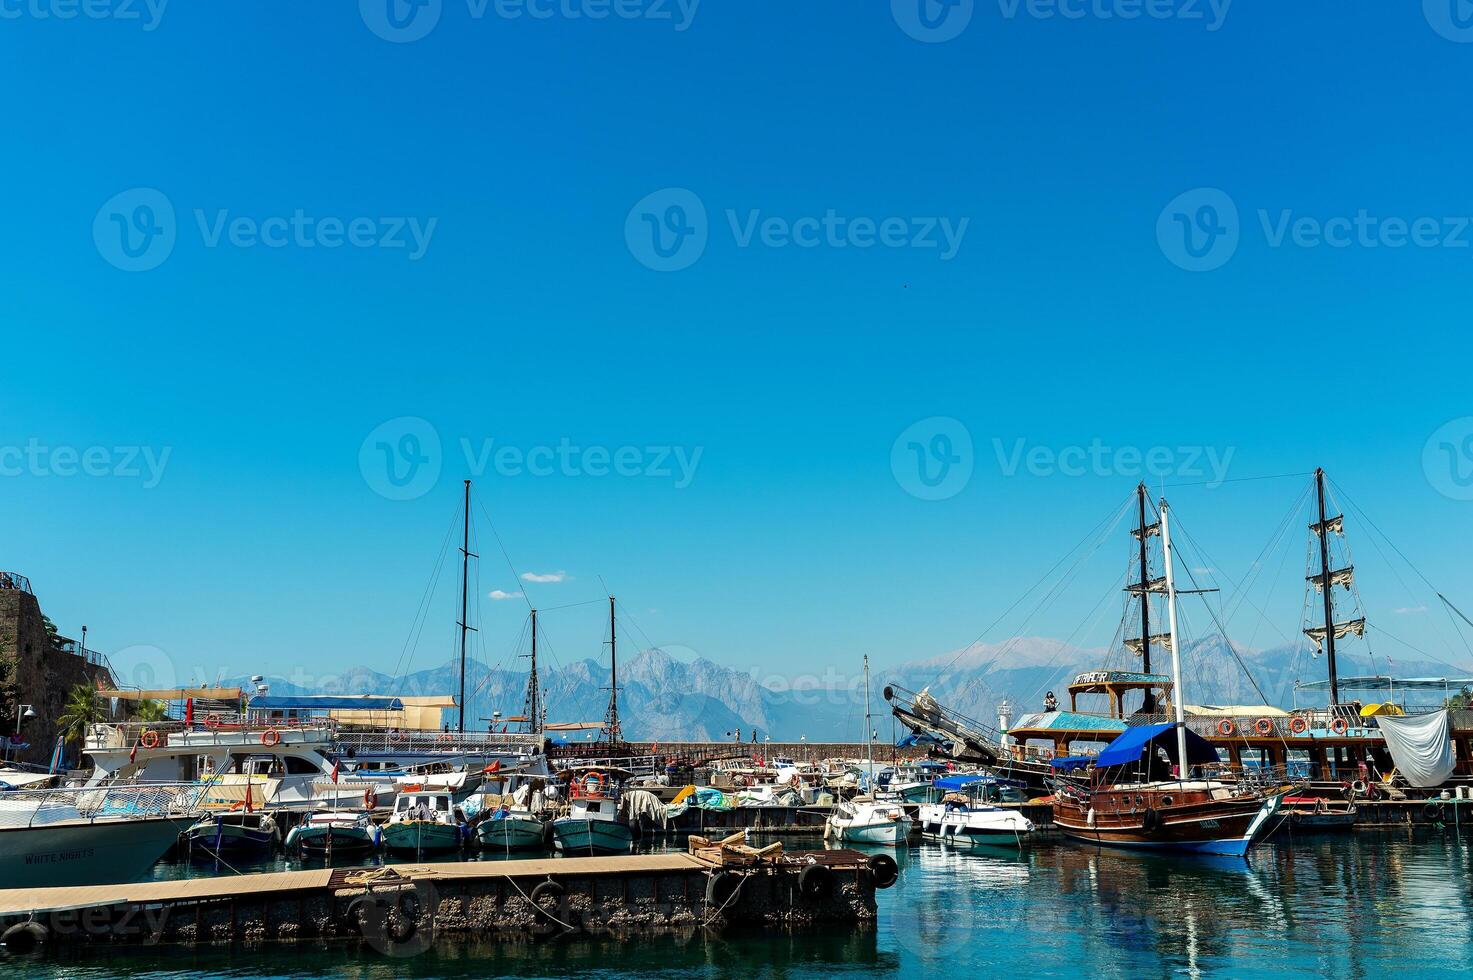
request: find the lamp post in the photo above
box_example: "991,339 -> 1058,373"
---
7,705 -> 35,763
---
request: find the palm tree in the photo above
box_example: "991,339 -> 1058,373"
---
56,684 -> 104,745
132,699 -> 169,723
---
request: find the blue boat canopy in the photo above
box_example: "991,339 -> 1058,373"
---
933,773 -> 1025,791
247,695 -> 405,711
1050,755 -> 1095,772
1095,722 -> 1219,768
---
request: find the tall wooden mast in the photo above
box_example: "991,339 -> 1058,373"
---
457,479 -> 477,733
1126,483 -> 1169,712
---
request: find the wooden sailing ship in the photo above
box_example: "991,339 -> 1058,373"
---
1048,494 -> 1287,856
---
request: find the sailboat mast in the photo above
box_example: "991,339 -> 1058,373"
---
602,596 -> 621,743
1136,482 -> 1155,713
524,608 -> 541,734
1159,499 -> 1189,775
458,479 -> 472,733
1315,468 -> 1340,707
864,654 -> 874,784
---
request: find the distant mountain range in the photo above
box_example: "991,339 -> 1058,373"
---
226,633 -> 1469,741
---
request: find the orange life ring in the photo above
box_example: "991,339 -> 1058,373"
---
261,729 -> 282,747
286,717 -> 301,728
1216,719 -> 1235,737
364,788 -> 379,809
206,712 -> 221,728
583,771 -> 606,797
1289,717 -> 1309,735
1330,718 -> 1349,735
140,730 -> 160,749
1254,718 -> 1274,736
438,733 -> 454,743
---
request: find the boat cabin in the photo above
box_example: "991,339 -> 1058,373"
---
394,792 -> 465,823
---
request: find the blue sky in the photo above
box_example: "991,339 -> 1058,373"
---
3,1 -> 1473,703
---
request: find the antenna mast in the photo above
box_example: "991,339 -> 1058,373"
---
523,608 -> 541,734
1159,498 -> 1189,775
1315,468 -> 1340,707
457,479 -> 477,733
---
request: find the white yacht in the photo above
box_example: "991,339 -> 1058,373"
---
917,773 -> 1034,849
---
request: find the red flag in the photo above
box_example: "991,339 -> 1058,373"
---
184,698 -> 194,726
129,741 -> 138,765
245,786 -> 254,813
331,760 -> 340,784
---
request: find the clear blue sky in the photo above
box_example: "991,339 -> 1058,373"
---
3,1 -> 1472,696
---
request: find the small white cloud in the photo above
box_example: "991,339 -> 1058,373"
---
1394,606 -> 1428,615
489,589 -> 524,601
521,571 -> 567,583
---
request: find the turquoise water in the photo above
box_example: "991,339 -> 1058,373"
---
5,829 -> 1473,978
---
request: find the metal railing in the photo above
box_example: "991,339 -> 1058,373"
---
0,781 -> 203,830
333,730 -> 542,754
0,571 -> 33,594
54,638 -> 115,674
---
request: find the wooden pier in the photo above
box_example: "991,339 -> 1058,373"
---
0,849 -> 894,952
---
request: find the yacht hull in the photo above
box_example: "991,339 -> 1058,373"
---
382,820 -> 465,854
1053,791 -> 1283,857
0,815 -> 186,888
476,816 -> 547,852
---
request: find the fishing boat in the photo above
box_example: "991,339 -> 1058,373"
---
552,770 -> 635,855
826,656 -> 914,846
0,783 -> 196,887
1049,497 -> 1287,857
184,810 -> 280,857
382,791 -> 469,854
918,773 -> 1034,849
283,807 -> 382,856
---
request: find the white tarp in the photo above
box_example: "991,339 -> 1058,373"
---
1376,710 -> 1456,788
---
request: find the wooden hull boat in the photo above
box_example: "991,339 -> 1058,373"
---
1052,782 -> 1285,856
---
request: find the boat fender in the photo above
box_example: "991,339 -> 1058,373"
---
1350,780 -> 1368,796
1424,802 -> 1446,825
529,879 -> 565,916
1254,718 -> 1274,736
705,871 -> 741,907
1216,720 -> 1236,737
1086,807 -> 1096,829
140,730 -> 160,749
867,853 -> 899,890
1330,718 -> 1349,736
1141,808 -> 1162,832
1289,717 -> 1308,735
398,890 -> 421,922
1,921 -> 49,953
799,863 -> 833,900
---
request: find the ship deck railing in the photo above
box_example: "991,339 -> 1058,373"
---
0,781 -> 204,829
85,722 -> 542,754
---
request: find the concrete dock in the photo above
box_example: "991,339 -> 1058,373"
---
0,849 -> 893,952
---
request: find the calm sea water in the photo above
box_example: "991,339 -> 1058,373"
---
5,829 -> 1472,978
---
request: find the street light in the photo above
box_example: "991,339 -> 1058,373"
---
7,705 -> 35,763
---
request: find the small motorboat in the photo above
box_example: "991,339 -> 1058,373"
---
184,811 -> 280,858
382,791 -> 468,855
824,798 -> 914,846
1285,796 -> 1357,830
918,774 -> 1033,849
284,808 -> 382,856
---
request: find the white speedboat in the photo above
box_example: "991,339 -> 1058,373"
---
825,797 -> 913,846
918,773 -> 1033,849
